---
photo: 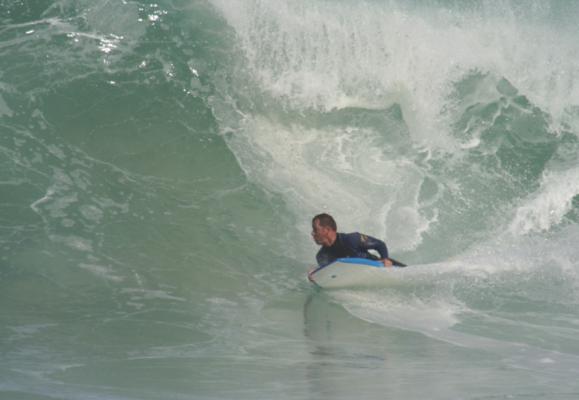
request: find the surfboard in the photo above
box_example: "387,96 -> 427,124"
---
308,257 -> 406,289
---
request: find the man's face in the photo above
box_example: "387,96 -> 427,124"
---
311,219 -> 329,245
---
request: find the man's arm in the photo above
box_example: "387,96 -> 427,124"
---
357,233 -> 393,267
358,233 -> 388,258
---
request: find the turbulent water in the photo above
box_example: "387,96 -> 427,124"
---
2,0 -> 579,399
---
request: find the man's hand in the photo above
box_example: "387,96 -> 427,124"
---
382,258 -> 393,267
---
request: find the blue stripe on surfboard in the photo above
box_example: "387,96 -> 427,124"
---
335,257 -> 384,267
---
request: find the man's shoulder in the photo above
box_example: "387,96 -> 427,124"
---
316,246 -> 327,255
341,231 -> 361,240
315,246 -> 332,265
341,231 -> 379,246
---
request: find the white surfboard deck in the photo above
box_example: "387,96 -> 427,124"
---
308,257 -> 406,289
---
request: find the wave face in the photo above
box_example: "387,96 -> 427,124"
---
2,1 -> 579,399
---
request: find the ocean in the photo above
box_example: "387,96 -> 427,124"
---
2,0 -> 579,399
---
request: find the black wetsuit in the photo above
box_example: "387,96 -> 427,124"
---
315,232 -> 389,267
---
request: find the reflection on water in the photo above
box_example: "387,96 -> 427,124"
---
300,290 -> 568,400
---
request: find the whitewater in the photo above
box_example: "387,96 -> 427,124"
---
1,0 -> 579,399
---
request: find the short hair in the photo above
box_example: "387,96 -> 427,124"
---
312,213 -> 337,231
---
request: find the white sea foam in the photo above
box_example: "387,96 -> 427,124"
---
223,116 -> 431,253
121,288 -> 186,302
0,93 -> 14,117
209,0 -> 579,259
510,165 -> 579,235
336,290 -> 462,334
79,263 -> 124,282
211,0 -> 579,142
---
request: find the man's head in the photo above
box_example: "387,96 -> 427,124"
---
311,213 -> 337,247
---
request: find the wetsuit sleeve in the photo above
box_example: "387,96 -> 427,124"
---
357,233 -> 389,259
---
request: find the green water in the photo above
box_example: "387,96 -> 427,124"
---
2,0 -> 579,399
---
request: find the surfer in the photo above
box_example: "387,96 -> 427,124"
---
311,213 -> 394,267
